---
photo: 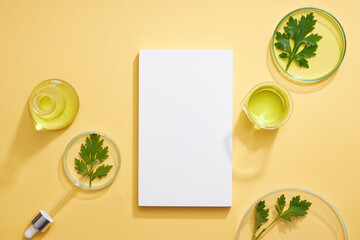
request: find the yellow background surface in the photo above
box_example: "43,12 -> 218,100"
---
0,0 -> 359,239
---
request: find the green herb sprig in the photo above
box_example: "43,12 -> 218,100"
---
252,194 -> 312,240
74,133 -> 113,187
275,13 -> 322,71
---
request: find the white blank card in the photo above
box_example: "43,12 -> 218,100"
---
138,50 -> 232,207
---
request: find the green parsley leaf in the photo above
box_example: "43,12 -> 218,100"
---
75,158 -> 88,176
254,200 -> 269,231
96,146 -> 109,163
252,195 -> 312,240
275,32 -> 290,52
275,12 -> 322,71
79,143 -> 91,164
93,164 -> 113,179
275,194 -> 286,216
74,133 -> 113,187
280,195 -> 312,222
303,33 -> 322,46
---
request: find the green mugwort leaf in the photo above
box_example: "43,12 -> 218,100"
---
96,146 -> 109,163
280,195 -> 312,222
254,200 -> 269,231
295,45 -> 317,59
275,194 -> 286,216
75,158 -> 88,176
275,12 -> 322,71
74,133 -> 113,187
303,33 -> 322,46
93,164 -> 113,179
79,143 -> 91,164
279,53 -> 289,59
252,194 -> 312,240
275,32 -> 290,52
296,58 -> 309,68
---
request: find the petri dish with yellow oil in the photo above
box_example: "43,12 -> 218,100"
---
237,188 -> 348,240
271,8 -> 346,82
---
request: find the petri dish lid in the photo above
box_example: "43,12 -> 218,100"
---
271,8 -> 346,82
63,132 -> 121,190
237,188 -> 348,240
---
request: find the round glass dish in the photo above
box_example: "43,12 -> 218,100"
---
63,132 -> 121,190
271,8 -> 346,82
237,188 -> 348,240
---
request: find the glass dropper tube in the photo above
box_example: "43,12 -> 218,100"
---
25,132 -> 121,239
48,159 -> 100,216
24,163 -> 98,239
24,177 -> 85,239
47,175 -> 86,216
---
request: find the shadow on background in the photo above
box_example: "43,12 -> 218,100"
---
233,111 -> 278,180
266,40 -> 336,93
0,104 -> 64,188
131,54 -> 230,219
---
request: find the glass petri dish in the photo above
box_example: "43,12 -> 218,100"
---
237,188 -> 348,240
271,8 -> 346,82
63,132 -> 121,190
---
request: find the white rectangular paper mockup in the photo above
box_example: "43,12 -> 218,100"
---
138,50 -> 232,207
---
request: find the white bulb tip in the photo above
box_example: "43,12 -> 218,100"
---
25,225 -> 38,239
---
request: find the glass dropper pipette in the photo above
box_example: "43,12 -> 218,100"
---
24,163 -> 96,239
24,132 -> 121,239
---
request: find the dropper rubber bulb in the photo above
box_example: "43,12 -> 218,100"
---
24,174 -> 88,238
24,209 -> 53,239
25,225 -> 38,239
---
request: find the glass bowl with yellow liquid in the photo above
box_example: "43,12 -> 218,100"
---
271,8 -> 346,82
29,79 -> 79,130
242,82 -> 292,130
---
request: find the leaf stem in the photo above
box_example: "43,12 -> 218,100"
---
285,42 -> 301,71
254,216 -> 280,240
285,59 -> 293,71
252,220 -> 257,240
87,160 -> 99,188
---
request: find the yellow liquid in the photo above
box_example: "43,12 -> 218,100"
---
273,8 -> 346,81
246,85 -> 290,128
29,79 -> 79,130
38,96 -> 53,111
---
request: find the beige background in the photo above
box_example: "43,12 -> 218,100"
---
0,0 -> 359,239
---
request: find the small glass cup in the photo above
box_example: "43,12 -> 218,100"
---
242,82 -> 293,130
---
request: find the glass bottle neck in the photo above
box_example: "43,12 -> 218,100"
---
30,88 -> 65,120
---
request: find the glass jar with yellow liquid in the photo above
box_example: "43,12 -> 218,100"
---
29,79 -> 79,130
242,82 -> 292,130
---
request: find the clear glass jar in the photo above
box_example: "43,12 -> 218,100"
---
242,82 -> 293,130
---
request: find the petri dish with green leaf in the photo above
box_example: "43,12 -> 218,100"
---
24,132 -> 121,239
271,8 -> 346,82
63,131 -> 121,190
237,188 -> 348,240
